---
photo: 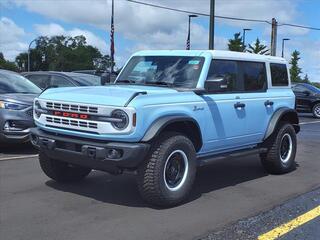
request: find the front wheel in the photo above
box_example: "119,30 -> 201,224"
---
312,103 -> 320,118
260,123 -> 297,174
39,152 -> 91,182
138,133 -> 197,207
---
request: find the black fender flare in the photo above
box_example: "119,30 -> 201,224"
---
264,107 -> 300,140
141,115 -> 202,144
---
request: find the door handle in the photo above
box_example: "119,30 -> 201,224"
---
234,102 -> 246,109
264,100 -> 274,107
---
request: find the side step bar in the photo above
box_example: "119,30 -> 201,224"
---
198,147 -> 268,167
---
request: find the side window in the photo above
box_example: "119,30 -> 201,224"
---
240,61 -> 267,92
293,85 -> 308,93
205,60 -> 239,93
25,75 -> 50,89
270,63 -> 289,86
51,75 -> 74,87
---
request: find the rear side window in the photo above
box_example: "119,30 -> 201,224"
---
239,61 -> 267,92
270,63 -> 289,86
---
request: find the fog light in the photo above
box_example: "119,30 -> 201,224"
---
107,149 -> 123,159
3,121 -> 25,131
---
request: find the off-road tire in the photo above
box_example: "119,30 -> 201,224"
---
260,122 -> 297,174
39,152 -> 91,182
312,103 -> 320,118
138,132 -> 197,207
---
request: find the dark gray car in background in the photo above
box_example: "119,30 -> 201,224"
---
22,71 -> 102,89
0,70 -> 41,143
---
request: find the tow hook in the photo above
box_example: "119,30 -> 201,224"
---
82,145 -> 106,159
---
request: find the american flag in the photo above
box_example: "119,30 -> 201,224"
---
110,0 -> 115,70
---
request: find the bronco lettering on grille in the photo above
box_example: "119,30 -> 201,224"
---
53,111 -> 89,119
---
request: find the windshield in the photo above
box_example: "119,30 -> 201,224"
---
0,71 -> 41,94
116,56 -> 205,88
305,84 -> 320,93
68,74 -> 101,86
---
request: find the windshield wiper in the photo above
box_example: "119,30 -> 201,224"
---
147,82 -> 174,87
116,79 -> 135,84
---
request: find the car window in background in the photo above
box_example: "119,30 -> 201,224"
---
25,74 -> 51,89
51,75 -> 74,87
293,85 -> 309,93
0,71 -> 41,94
67,74 -> 101,86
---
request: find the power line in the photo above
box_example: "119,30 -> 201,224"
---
127,0 -> 320,31
127,0 -> 271,24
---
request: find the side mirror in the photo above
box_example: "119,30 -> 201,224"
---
204,76 -> 229,92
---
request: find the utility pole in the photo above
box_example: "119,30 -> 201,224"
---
209,0 -> 215,50
270,18 -> 278,56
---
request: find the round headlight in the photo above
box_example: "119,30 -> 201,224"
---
111,109 -> 129,130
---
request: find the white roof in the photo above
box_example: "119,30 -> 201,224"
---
134,50 -> 287,63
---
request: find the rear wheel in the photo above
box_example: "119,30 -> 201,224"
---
39,152 -> 91,182
138,132 -> 197,207
312,103 -> 320,118
260,123 -> 297,174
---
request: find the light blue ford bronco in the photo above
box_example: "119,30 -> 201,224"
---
31,50 -> 300,206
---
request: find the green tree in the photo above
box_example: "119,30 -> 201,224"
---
247,38 -> 270,55
289,50 -> 302,83
0,52 -> 18,71
302,74 -> 310,83
15,35 -> 109,72
228,32 -> 244,52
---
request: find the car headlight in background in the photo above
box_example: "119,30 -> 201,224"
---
0,101 -> 28,110
111,109 -> 129,130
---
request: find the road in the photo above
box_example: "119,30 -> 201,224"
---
1,114 -> 319,240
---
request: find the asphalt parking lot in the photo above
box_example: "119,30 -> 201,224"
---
1,114 -> 320,240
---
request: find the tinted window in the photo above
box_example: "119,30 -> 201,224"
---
68,75 -> 101,86
293,85 -> 308,93
25,74 -> 51,89
51,75 -> 74,87
0,71 -> 41,94
117,56 -> 205,88
206,60 -> 239,92
240,61 -> 267,91
270,63 -> 289,86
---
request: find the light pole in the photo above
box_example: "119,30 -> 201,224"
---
186,14 -> 198,50
281,38 -> 290,57
209,0 -> 215,50
27,39 -> 37,72
242,28 -> 251,50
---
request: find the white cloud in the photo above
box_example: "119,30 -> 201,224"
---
0,17 -> 28,60
34,23 -> 108,54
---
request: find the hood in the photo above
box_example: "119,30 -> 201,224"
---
1,93 -> 38,106
39,85 -> 178,107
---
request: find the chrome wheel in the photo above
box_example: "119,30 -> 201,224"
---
280,133 -> 293,164
163,150 -> 189,191
313,104 -> 320,118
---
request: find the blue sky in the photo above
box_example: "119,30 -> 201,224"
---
1,0 -> 319,82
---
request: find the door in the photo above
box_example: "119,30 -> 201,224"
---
292,84 -> 312,111
202,59 -> 249,152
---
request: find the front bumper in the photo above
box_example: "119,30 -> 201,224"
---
0,108 -> 34,143
30,128 -> 150,174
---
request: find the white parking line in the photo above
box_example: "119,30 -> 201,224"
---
0,155 -> 38,161
300,120 -> 320,125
